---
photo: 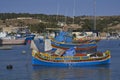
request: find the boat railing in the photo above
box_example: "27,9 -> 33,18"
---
33,50 -> 110,61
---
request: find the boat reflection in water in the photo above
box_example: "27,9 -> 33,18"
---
32,64 -> 111,80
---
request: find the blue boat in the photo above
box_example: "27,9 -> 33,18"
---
16,33 -> 35,40
51,31 -> 97,52
31,40 -> 111,67
16,33 -> 35,44
51,39 -> 97,52
25,34 -> 35,41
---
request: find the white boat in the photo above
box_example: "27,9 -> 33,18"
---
0,32 -> 26,45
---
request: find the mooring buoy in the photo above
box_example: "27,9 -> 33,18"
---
6,64 -> 13,70
22,50 -> 26,54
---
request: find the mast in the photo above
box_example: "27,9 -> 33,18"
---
93,0 -> 96,31
64,9 -> 67,24
56,0 -> 59,21
72,0 -> 76,24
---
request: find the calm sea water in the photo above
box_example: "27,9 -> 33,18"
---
0,40 -> 120,80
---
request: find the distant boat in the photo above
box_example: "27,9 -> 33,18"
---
16,33 -> 35,41
31,40 -> 111,67
0,32 -> 35,45
0,38 -> 26,45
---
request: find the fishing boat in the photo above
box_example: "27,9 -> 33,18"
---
31,40 -> 111,67
51,39 -> 97,52
50,31 -> 97,52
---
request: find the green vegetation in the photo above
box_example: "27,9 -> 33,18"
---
0,13 -> 120,32
28,23 -> 59,33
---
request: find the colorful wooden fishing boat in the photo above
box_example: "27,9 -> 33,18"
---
31,40 -> 111,67
51,39 -> 97,52
48,31 -> 97,52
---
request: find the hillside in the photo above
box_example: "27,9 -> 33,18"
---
0,13 -> 120,32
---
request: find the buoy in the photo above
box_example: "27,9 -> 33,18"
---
22,50 -> 26,54
6,64 -> 13,70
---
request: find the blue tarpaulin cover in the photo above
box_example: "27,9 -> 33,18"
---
63,47 -> 76,56
55,31 -> 66,42
55,31 -> 72,43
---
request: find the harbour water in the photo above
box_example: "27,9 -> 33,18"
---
0,40 -> 120,80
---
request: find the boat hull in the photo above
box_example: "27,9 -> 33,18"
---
32,57 -> 110,67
